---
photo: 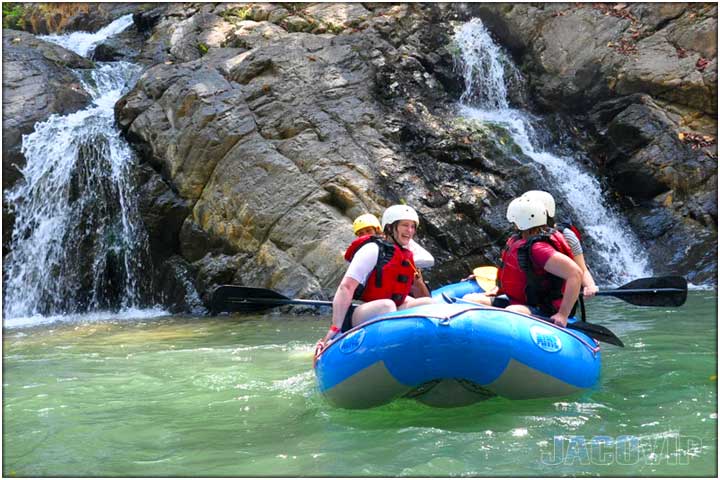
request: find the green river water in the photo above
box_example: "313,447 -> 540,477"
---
3,291 -> 717,477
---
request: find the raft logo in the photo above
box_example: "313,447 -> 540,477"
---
541,434 -> 703,465
339,329 -> 365,354
530,325 -> 562,353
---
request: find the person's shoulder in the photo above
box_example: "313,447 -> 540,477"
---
408,239 -> 435,267
358,240 -> 380,252
356,241 -> 380,254
562,228 -> 579,242
530,239 -> 556,255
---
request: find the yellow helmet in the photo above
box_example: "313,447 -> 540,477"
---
352,214 -> 382,235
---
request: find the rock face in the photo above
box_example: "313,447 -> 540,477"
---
117,3 -> 520,305
3,3 -> 716,315
462,3 -> 717,284
112,2 -> 716,308
15,3 -> 140,34
2,29 -> 93,253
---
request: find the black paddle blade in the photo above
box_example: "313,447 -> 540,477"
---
567,321 -> 624,348
600,275 -> 688,307
210,285 -> 291,314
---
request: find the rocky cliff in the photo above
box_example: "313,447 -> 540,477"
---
462,2 -> 717,284
3,3 -> 716,313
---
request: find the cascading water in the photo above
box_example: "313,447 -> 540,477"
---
453,19 -> 652,284
3,15 -> 157,322
40,14 -> 135,57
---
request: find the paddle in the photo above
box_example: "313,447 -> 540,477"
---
212,285 -> 624,347
595,275 -> 687,307
564,319 -> 624,347
209,285 -> 357,315
446,294 -> 624,347
471,267 -> 687,307
472,266 -> 498,292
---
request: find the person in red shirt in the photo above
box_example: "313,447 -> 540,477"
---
465,196 -> 582,327
501,196 -> 583,327
520,190 -> 599,298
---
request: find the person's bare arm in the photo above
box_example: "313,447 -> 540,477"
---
543,253 -> 582,327
321,276 -> 360,344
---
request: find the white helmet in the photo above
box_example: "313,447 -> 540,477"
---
381,204 -> 419,229
521,190 -> 555,218
506,196 -> 547,230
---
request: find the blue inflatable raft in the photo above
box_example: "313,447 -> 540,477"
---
314,280 -> 601,409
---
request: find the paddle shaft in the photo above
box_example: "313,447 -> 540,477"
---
598,288 -> 685,295
470,267 -> 687,307
222,297 -> 335,308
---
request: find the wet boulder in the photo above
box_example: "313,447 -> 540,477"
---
588,94 -> 717,284
135,164 -> 192,263
91,25 -> 145,62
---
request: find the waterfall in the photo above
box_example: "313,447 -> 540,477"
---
454,20 -> 511,110
3,15 -> 156,322
453,19 -> 651,283
40,14 -> 135,57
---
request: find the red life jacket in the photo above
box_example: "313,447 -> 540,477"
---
497,230 -> 575,315
344,235 -> 416,306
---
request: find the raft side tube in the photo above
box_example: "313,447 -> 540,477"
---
315,304 -> 601,408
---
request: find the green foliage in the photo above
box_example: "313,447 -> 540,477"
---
197,42 -> 209,56
324,22 -> 345,34
2,3 -> 25,30
219,6 -> 252,22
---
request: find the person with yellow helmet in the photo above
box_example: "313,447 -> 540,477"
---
352,213 -> 382,237
320,205 -> 436,346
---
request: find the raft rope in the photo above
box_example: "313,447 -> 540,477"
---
316,303 -> 599,363
449,300 -> 600,355
314,306 -> 478,361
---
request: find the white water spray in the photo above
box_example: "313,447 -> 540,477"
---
40,14 -> 134,57
454,19 -> 651,283
3,16 -> 158,321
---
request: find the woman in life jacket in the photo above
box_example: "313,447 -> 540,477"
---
521,190 -> 599,298
321,205 -> 436,346
463,189 -> 599,309
350,213 -> 435,269
467,196 -> 583,327
348,213 -> 434,299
